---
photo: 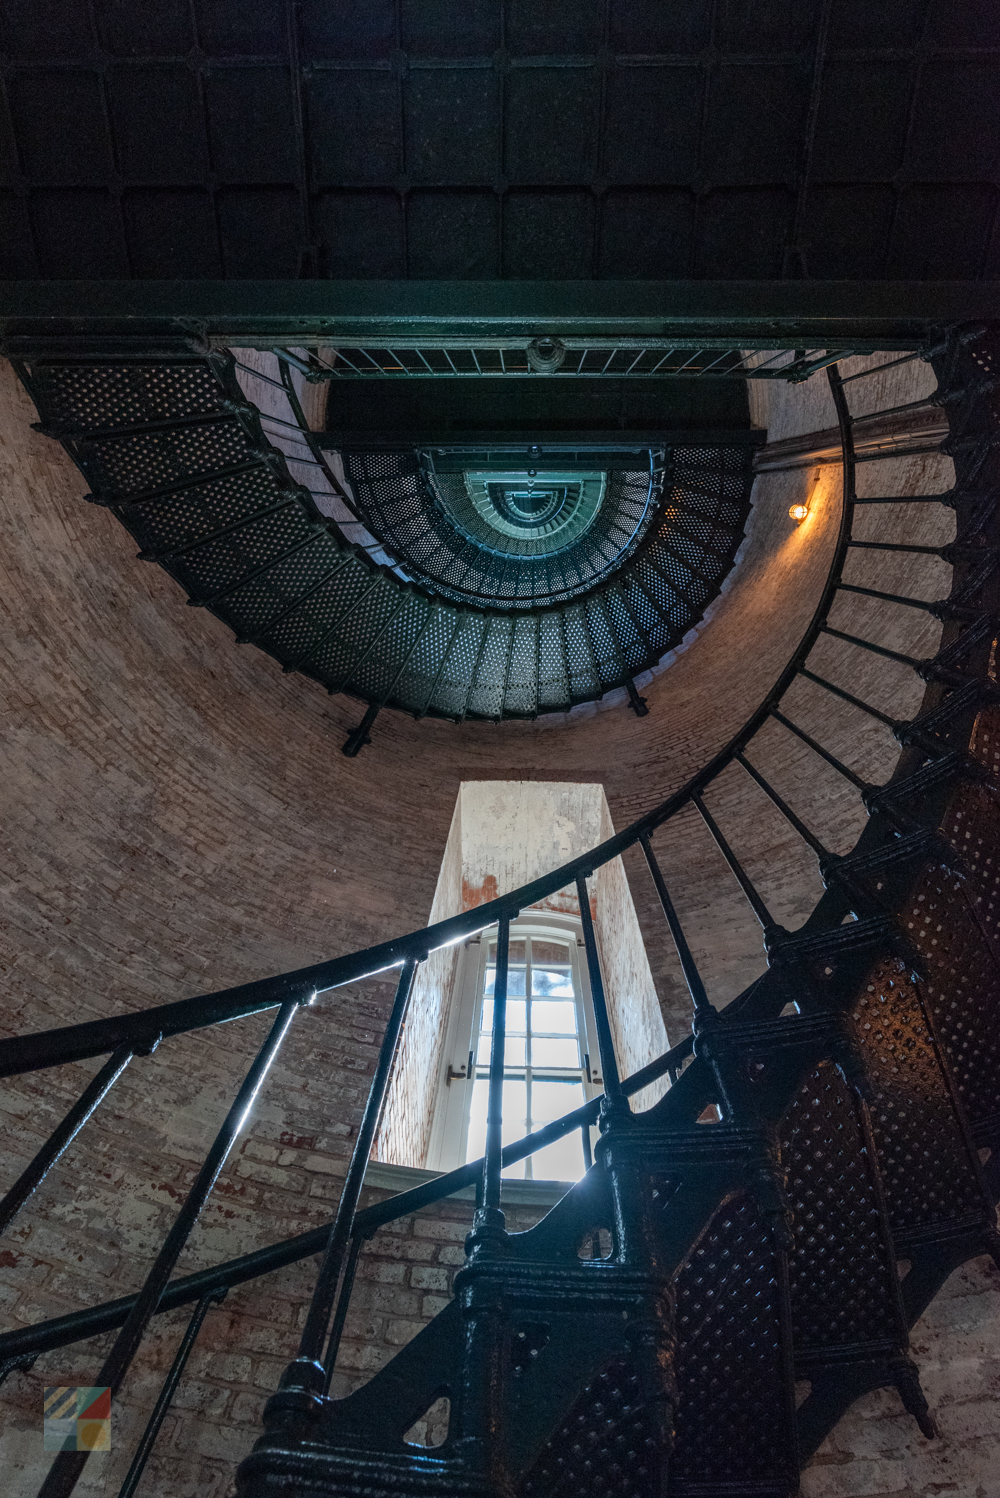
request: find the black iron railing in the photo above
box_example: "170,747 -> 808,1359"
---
2,329 -> 998,1498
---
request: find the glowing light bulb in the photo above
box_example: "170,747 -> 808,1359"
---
788,503 -> 809,523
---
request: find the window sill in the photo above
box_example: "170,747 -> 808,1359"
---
364,1160 -> 572,1207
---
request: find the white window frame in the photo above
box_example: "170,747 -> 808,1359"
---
425,911 -> 606,1178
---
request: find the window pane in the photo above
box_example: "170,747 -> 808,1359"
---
501,1077 -> 528,1178
531,1130 -> 589,1183
531,965 -> 574,999
528,1078 -> 588,1181
465,1078 -> 528,1177
465,1078 -> 490,1162
531,1078 -> 586,1124
478,1034 -> 526,1066
530,1035 -> 580,1069
479,997 -> 526,1036
530,1000 -> 577,1035
483,966 -> 526,999
532,939 -> 570,965
487,940 -> 526,964
505,1000 -> 527,1034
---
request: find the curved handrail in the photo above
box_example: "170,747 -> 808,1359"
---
0,363 -> 865,1077
0,1035 -> 691,1362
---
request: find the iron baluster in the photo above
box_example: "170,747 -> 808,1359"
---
234,360 -> 292,390
593,588 -> 627,686
836,579 -> 969,618
498,616 -> 517,717
846,538 -> 955,556
691,793 -> 778,937
734,751 -> 831,862
580,1123 -> 593,1172
851,393 -> 942,424
322,1234 -> 365,1383
281,959 -> 418,1395
137,497 -> 298,564
282,574 -> 383,675
838,352 -> 921,383
578,604 -> 604,696
116,1288 -> 227,1498
416,612 -> 463,717
478,917 -> 511,1231
769,708 -> 870,793
799,666 -> 900,730
613,579 -> 654,657
850,491 -> 954,507
639,832 -> 712,1017
36,998 -> 300,1498
234,551 -> 358,646
0,1045 -> 135,1238
821,622 -> 929,672
371,599 -> 440,709
188,531 -> 328,610
575,874 -> 624,1101
532,613 -> 542,716
556,608 -> 573,707
458,616 -> 492,722
330,595 -> 413,696
0,1031 -> 731,1367
85,458 -> 265,509
276,357 -> 356,507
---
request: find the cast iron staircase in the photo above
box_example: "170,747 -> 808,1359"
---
1,325 -> 998,1498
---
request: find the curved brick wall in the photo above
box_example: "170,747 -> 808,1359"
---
1,352 -> 995,1498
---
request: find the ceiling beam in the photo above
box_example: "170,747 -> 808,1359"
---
1,281 -> 997,355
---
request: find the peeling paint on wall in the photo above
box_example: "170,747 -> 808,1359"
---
378,781 -> 668,1166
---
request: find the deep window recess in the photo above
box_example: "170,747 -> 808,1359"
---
428,916 -> 603,1181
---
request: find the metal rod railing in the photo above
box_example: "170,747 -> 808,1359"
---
639,832 -> 713,1017
693,793 -> 777,934
770,709 -> 871,794
576,875 -> 624,1101
734,752 -> 831,863
291,959 -> 418,1393
116,1287 -> 227,1498
322,1236 -> 364,1382
481,916 -> 511,1222
0,1045 -> 134,1238
37,998 -> 300,1498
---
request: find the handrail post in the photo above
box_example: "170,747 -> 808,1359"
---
575,874 -> 627,1117
0,1044 -> 136,1239
639,832 -> 714,1026
468,917 -> 510,1256
116,1287 -> 227,1498
277,958 -> 419,1400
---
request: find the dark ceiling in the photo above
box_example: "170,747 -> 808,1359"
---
2,0 -> 998,283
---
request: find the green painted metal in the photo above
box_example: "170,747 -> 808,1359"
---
1,280 -> 996,351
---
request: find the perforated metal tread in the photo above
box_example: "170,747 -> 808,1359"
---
20,354 -> 752,722
341,447 -> 750,618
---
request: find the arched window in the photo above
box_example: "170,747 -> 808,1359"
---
425,913 -> 604,1180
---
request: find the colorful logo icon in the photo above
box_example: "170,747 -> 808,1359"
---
43,1387 -> 111,1451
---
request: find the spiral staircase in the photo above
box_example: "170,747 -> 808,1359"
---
0,314 -> 996,1498
12,343 -> 760,755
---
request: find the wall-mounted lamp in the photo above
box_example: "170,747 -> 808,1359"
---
788,502 -> 809,524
